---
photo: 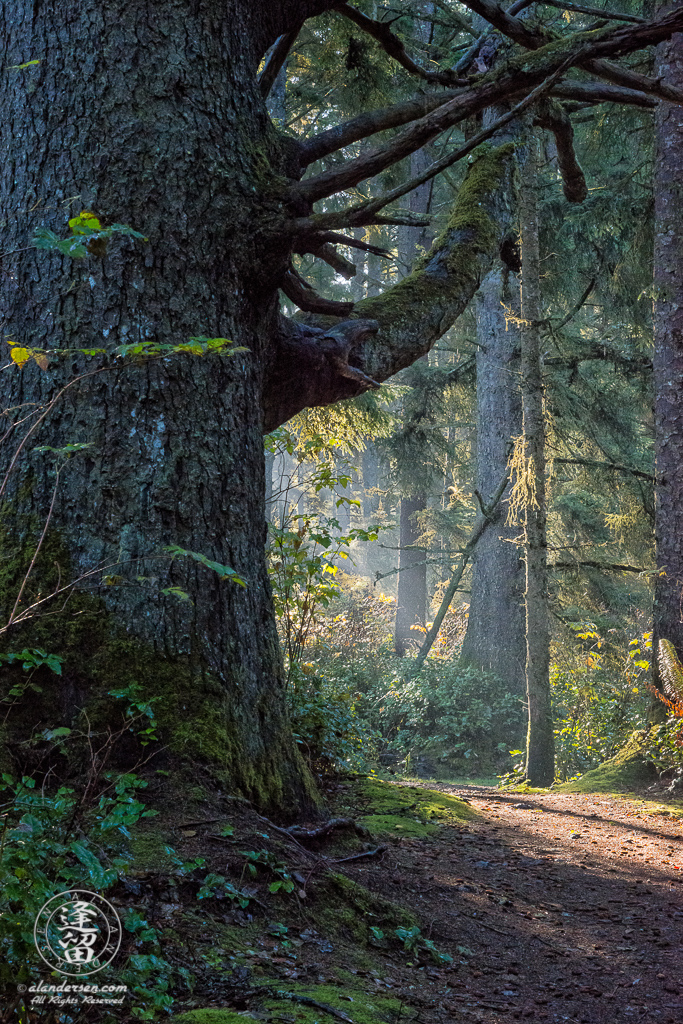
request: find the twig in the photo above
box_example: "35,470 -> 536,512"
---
7,464 -> 61,626
410,470 -> 509,674
260,988 -> 355,1023
332,845 -> 387,863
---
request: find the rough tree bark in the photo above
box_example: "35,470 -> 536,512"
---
519,134 -> 554,786
0,0 -> 330,815
394,147 -> 433,657
460,105 -> 526,695
653,6 -> 683,695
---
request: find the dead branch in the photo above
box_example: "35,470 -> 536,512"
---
259,24 -> 303,98
410,471 -> 510,674
315,232 -> 393,258
281,266 -> 354,315
299,241 -> 357,279
534,97 -> 587,203
332,2 -> 468,86
286,816 -> 371,843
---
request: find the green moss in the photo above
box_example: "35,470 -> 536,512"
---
171,984 -> 402,1024
129,825 -> 176,871
317,871 -> 416,944
360,813 -> 438,838
356,144 -> 514,330
261,983 -> 403,1024
0,522 -> 319,814
170,1012 -> 245,1024
557,731 -> 658,794
426,142 -> 516,268
351,777 -> 479,832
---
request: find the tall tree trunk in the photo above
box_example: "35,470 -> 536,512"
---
394,496 -> 429,656
394,147 -> 433,656
519,134 -> 554,786
459,263 -> 526,692
0,0 -> 318,815
460,112 -> 526,696
653,10 -> 683,698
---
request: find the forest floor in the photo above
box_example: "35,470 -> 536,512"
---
327,779 -> 683,1024
164,775 -> 683,1024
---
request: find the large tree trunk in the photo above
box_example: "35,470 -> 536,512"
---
460,108 -> 526,695
394,147 -> 433,656
0,0 -> 321,815
459,262 -> 526,692
653,9 -> 683,696
519,134 -> 554,786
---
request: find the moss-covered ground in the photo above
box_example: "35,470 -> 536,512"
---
556,730 -> 658,794
340,776 -> 479,838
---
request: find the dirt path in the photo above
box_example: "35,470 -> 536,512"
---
336,783 -> 683,1024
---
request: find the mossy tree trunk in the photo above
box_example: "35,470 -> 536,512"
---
0,0 -> 328,815
653,8 -> 683,702
460,110 -> 526,697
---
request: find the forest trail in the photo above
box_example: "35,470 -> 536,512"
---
330,780 -> 683,1024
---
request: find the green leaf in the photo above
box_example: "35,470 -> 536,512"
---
165,545 -> 247,587
69,840 -> 107,888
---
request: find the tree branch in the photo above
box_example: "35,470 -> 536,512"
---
553,456 -> 654,481
295,64 -> 572,232
299,89 -> 460,166
537,0 -> 645,23
331,2 -> 469,86
315,232 -> 393,257
280,266 -> 355,315
263,318 -> 381,431
294,11 -> 683,204
550,559 -> 647,573
298,241 -> 357,278
259,24 -> 303,98
265,144 -> 516,429
534,97 -> 587,203
551,80 -> 655,107
458,0 -> 683,101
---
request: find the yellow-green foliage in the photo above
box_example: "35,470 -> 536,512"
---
350,777 -> 478,837
557,730 -> 657,793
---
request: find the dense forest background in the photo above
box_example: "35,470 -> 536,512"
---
262,0 -> 677,790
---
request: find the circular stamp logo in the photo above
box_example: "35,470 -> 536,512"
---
33,890 -> 122,976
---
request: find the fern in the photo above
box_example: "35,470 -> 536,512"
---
657,639 -> 683,707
